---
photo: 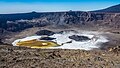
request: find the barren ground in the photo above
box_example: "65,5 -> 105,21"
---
0,45 -> 120,68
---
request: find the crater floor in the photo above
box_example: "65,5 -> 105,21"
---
12,30 -> 109,50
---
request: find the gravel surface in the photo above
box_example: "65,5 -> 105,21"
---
0,45 -> 120,68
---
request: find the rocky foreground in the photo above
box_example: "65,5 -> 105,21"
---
0,45 -> 120,68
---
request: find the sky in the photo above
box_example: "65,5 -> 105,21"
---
0,0 -> 120,14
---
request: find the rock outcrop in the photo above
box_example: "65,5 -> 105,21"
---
69,35 -> 91,41
36,30 -> 55,36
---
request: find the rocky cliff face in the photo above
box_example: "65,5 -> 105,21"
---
0,11 -> 120,32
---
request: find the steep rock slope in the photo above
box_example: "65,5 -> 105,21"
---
0,11 -> 120,32
94,4 -> 120,13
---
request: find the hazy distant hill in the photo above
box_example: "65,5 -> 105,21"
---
94,4 -> 120,13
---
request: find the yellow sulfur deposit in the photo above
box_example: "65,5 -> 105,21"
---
16,39 -> 59,48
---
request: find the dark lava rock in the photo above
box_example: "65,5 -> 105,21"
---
69,35 -> 91,41
61,41 -> 72,45
40,37 -> 56,41
57,30 -> 77,34
36,30 -> 55,36
0,40 -> 4,45
94,56 -> 104,61
112,31 -> 120,34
